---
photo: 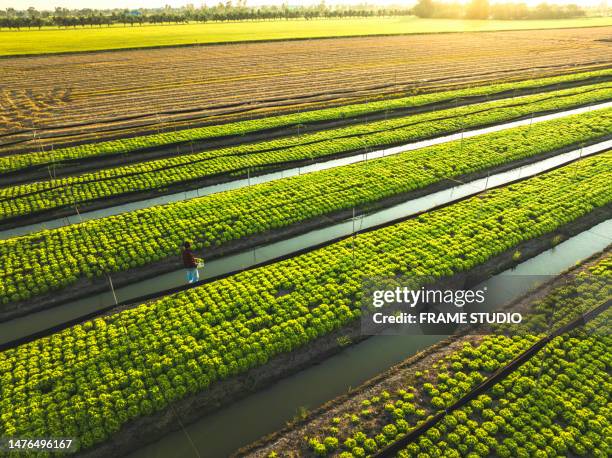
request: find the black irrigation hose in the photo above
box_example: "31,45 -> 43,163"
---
373,298 -> 612,458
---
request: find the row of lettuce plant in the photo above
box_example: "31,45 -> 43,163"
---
1,69 -> 610,175
1,84 -> 611,221
1,112 -> 611,306
8,82 -> 612,193
3,82 -> 606,204
0,156 -> 610,453
269,256 -> 610,457
4,83 -> 611,199
4,83 -> 610,204
397,313 -> 610,458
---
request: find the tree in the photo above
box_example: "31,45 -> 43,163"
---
27,7 -> 39,19
413,0 -> 435,18
54,7 -> 68,17
466,0 -> 489,19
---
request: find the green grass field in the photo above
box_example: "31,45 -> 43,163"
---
1,16 -> 611,56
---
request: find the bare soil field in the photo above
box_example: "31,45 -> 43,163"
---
1,27 -> 610,153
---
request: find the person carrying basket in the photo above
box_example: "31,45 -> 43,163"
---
182,241 -> 204,284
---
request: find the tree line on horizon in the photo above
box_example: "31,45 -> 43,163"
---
0,1 -> 594,30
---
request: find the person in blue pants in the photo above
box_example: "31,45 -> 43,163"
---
182,241 -> 202,284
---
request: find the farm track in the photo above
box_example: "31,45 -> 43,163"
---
1,27 -> 610,152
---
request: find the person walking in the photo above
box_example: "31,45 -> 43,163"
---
182,241 -> 201,284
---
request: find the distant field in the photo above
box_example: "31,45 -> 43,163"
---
2,27 -> 610,153
1,16 -> 611,56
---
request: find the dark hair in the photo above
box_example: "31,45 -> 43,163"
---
184,241 -> 191,249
